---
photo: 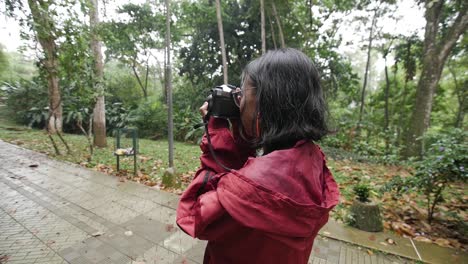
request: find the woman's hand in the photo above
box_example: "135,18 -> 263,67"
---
199,102 -> 209,119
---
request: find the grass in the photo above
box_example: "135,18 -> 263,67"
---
0,105 -> 201,184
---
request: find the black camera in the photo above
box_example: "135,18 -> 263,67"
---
206,84 -> 240,119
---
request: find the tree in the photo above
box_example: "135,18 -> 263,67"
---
403,0 -> 468,157
215,0 -> 228,84
166,0 -> 174,168
260,0 -> 266,54
271,1 -> 285,48
101,3 -> 165,99
89,0 -> 106,147
380,37 -> 395,154
26,0 -> 63,133
357,7 -> 379,131
393,35 -> 422,146
0,46 -> 9,79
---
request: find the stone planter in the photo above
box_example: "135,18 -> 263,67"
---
350,199 -> 383,232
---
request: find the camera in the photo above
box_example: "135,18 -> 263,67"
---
206,84 -> 240,119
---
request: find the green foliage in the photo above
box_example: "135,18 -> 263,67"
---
174,106 -> 204,143
0,47 -> 9,80
106,102 -> 131,133
353,183 -> 371,202
105,61 -> 144,108
127,98 -> 167,139
380,175 -> 412,194
101,3 -> 168,98
3,78 -> 48,127
412,129 -> 467,222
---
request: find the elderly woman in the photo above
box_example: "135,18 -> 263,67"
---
177,48 -> 340,264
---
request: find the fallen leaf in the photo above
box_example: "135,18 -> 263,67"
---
386,238 -> 396,245
0,255 -> 10,262
166,224 -> 175,232
91,231 -> 105,237
434,238 -> 451,248
379,242 -> 388,246
368,235 -> 376,241
413,236 -> 432,243
145,181 -> 157,187
367,249 -> 374,255
323,231 -> 331,236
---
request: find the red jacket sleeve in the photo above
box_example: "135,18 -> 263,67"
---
176,117 -> 255,240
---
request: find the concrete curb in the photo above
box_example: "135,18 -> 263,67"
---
320,220 -> 467,264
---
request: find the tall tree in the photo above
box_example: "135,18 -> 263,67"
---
101,3 -> 165,99
394,36 -> 421,145
89,0 -> 106,147
215,0 -> 228,84
357,7 -> 379,131
165,0 -> 174,168
26,0 -> 62,133
260,0 -> 266,54
271,1 -> 285,48
403,0 -> 468,157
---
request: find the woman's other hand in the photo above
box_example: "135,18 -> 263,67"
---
200,102 -> 209,119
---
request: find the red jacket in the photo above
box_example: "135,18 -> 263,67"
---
177,118 -> 340,264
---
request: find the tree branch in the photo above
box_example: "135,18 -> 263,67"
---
438,4 -> 468,62
132,59 -> 147,99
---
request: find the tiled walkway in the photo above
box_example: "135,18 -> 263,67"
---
0,140 -> 407,264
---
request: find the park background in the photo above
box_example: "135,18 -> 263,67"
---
0,0 -> 466,254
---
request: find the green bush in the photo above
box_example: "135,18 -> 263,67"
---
353,183 -> 371,202
380,175 -> 413,194
128,98 -> 167,139
412,129 -> 467,222
174,106 -> 204,143
3,78 -> 48,127
106,102 -> 131,133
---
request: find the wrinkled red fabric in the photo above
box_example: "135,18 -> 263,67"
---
176,118 -> 340,264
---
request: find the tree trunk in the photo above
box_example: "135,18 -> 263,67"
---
384,55 -> 390,153
165,0 -> 174,168
448,64 -> 466,129
27,0 -> 62,133
396,78 -> 408,146
271,2 -> 285,48
260,0 -> 266,54
403,0 -> 468,158
132,62 -> 148,99
357,8 -> 378,131
268,14 -> 277,49
215,0 -> 228,84
90,0 -> 107,147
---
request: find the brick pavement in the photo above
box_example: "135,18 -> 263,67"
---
0,140 -> 408,264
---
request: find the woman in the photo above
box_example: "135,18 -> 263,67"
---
177,48 -> 340,264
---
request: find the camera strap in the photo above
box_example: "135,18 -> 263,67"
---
203,121 -> 234,172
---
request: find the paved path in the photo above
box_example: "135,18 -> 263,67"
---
0,140 -> 407,264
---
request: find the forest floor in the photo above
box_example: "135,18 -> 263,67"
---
0,105 -> 465,252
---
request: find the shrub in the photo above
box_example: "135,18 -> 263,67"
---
380,175 -> 414,195
413,129 -> 467,222
353,183 -> 371,203
3,78 -> 48,127
174,106 -> 204,143
127,98 -> 167,139
106,102 -> 131,133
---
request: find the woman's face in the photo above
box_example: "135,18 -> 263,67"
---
238,76 -> 257,137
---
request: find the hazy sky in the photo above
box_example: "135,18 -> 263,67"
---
0,0 -> 425,82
